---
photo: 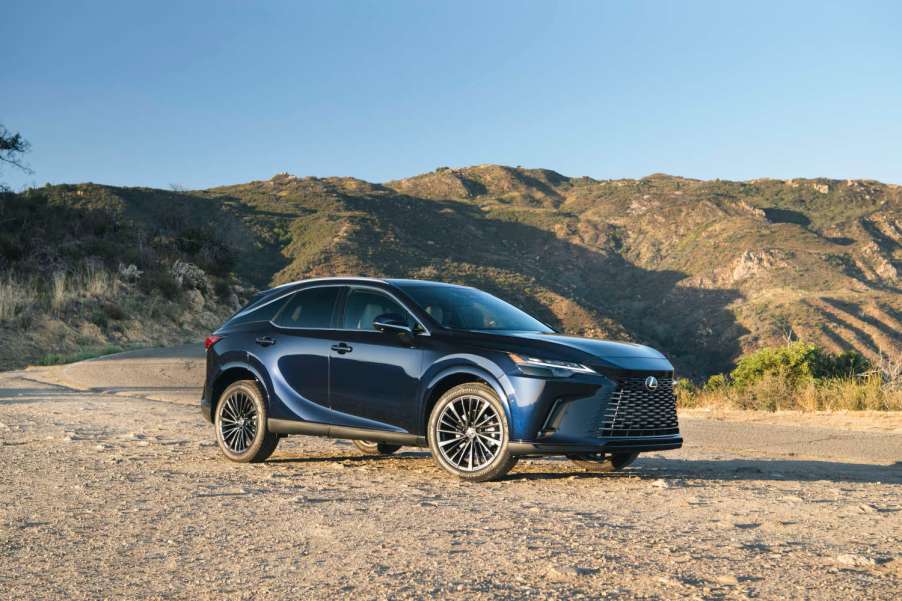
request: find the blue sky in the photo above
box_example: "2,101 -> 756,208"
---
3,1 -> 901,189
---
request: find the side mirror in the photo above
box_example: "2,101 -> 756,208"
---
372,313 -> 413,335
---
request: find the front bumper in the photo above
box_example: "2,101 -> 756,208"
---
504,368 -> 681,455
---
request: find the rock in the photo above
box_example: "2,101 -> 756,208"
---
227,292 -> 241,311
544,564 -> 596,580
835,554 -> 875,567
95,443 -> 110,451
652,479 -> 670,488
714,575 -> 739,586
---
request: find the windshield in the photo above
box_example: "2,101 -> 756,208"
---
397,284 -> 553,333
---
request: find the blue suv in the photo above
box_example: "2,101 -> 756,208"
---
201,278 -> 682,481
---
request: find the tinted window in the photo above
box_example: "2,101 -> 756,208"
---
228,294 -> 290,326
342,289 -> 409,331
273,287 -> 340,328
396,284 -> 552,332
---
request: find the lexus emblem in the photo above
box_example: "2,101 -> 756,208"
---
645,376 -> 659,391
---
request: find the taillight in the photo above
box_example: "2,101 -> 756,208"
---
204,335 -> 223,350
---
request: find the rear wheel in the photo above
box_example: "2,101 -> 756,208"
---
428,383 -> 517,482
352,440 -> 402,455
214,380 -> 279,463
567,452 -> 639,472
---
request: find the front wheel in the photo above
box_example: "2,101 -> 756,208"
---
214,380 -> 279,463
352,440 -> 402,455
567,451 -> 639,472
428,383 -> 518,482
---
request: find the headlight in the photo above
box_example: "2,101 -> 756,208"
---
507,353 -> 596,376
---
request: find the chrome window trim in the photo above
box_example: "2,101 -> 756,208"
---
266,283 -> 431,336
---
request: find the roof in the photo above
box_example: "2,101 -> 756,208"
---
265,276 -> 468,293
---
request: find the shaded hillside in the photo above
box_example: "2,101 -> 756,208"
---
2,166 -> 900,375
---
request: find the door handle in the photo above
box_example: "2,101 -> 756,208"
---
255,336 -> 276,347
330,342 -> 353,354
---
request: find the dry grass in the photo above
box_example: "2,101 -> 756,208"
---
2,264 -> 122,320
0,274 -> 37,321
49,264 -> 120,314
678,373 -> 902,412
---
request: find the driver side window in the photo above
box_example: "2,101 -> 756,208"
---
342,289 -> 409,331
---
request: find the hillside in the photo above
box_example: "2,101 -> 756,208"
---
1,165 -> 900,376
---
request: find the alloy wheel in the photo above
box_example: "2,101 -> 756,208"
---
436,394 -> 502,471
219,390 -> 258,453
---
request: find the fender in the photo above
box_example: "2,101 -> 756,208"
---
418,355 -> 517,433
216,358 -> 273,406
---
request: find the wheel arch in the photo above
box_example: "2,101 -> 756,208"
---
210,363 -> 269,419
420,365 -> 511,437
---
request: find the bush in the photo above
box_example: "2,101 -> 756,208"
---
676,342 -> 897,412
704,373 -> 728,391
730,341 -> 869,388
139,270 -> 182,301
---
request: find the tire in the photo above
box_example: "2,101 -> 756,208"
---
428,382 -> 518,482
214,380 -> 279,463
567,451 -> 639,473
352,440 -> 402,455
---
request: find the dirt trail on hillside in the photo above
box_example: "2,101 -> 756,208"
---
1,348 -> 901,599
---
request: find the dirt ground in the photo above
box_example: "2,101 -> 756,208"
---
1,347 -> 900,600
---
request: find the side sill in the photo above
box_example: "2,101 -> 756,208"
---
268,418 -> 426,447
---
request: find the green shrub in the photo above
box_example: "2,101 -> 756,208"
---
729,341 -> 870,388
139,270 -> 182,301
704,373 -> 728,391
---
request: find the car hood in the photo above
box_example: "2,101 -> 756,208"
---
517,333 -> 666,359
450,330 -> 673,372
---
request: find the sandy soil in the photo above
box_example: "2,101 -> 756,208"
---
1,347 -> 900,600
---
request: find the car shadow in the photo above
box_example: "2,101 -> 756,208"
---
268,452 -> 901,485
512,456 -> 902,485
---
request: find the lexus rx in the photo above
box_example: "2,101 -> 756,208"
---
201,278 -> 682,481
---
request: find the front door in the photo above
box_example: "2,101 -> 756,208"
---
328,286 -> 424,433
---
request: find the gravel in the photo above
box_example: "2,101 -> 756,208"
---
1,371 -> 900,599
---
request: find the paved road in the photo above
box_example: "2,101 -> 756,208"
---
21,345 -> 902,466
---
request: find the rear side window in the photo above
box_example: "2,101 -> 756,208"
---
342,288 -> 409,331
273,287 -> 340,329
228,294 -> 290,326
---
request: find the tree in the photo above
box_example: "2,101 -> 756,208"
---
0,124 -> 32,189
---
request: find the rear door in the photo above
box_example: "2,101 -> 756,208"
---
328,286 -> 425,433
265,285 -> 342,423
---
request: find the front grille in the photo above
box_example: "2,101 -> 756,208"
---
596,376 -> 679,437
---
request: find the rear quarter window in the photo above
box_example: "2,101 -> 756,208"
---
227,293 -> 291,326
